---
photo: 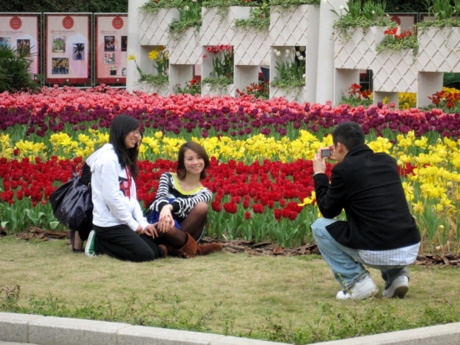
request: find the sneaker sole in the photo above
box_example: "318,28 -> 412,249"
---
391,285 -> 409,299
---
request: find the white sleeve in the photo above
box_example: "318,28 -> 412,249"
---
99,158 -> 139,231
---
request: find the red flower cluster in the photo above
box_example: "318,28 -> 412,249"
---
133,157 -> 326,223
384,28 -> 398,35
0,155 -> 423,227
236,82 -> 269,99
348,83 -> 371,100
429,90 -> 460,109
205,45 -> 232,55
0,156 -> 82,206
394,30 -> 413,40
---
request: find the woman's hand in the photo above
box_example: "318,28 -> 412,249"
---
143,224 -> 159,238
157,204 -> 175,233
135,225 -> 144,235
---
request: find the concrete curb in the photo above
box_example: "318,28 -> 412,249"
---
0,312 -> 285,345
1,312 -> 459,345
312,322 -> 460,345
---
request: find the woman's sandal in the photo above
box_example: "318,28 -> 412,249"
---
69,230 -> 84,253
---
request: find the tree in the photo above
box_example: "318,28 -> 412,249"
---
2,0 -> 128,13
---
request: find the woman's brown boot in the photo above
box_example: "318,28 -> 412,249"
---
196,242 -> 223,256
173,233 -> 223,258
174,233 -> 199,258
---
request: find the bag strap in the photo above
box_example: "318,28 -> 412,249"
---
79,163 -> 92,186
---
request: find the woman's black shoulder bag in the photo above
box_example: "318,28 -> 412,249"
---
49,163 -> 93,236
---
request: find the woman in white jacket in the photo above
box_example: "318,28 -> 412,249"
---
84,115 -> 165,261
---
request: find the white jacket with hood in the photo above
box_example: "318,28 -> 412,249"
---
86,143 -> 148,231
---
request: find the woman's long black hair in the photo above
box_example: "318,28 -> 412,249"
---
109,115 -> 141,178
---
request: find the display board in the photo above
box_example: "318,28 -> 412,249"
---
0,14 -> 40,77
95,15 -> 128,84
45,14 -> 90,84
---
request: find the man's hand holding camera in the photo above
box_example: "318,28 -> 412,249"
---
313,146 -> 334,175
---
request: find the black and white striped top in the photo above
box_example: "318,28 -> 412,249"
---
149,172 -> 212,221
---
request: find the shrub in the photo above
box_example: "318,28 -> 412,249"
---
0,46 -> 39,93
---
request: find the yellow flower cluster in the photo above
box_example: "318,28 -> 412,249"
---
399,92 -> 417,109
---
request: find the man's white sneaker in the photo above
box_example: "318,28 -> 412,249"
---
336,274 -> 379,300
383,275 -> 409,298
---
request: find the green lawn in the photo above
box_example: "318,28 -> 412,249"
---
0,236 -> 459,344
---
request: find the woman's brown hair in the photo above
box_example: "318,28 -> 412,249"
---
176,141 -> 210,180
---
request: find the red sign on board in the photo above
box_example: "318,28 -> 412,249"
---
62,16 -> 74,29
10,16 -> 22,30
112,16 -> 124,30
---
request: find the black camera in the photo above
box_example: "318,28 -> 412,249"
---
321,148 -> 332,158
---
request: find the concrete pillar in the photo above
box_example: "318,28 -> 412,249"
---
316,0 -> 348,104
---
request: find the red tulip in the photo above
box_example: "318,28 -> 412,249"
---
223,202 -> 238,214
211,201 -> 222,212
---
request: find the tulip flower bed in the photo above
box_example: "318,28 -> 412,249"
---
0,86 -> 459,252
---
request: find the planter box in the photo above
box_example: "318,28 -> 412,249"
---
270,86 -> 307,103
169,27 -> 201,65
202,83 -> 235,97
134,81 -> 173,96
334,26 -> 385,70
418,27 -> 460,72
374,49 -> 417,93
139,8 -> 179,46
201,6 -> 250,46
233,30 -> 270,66
270,5 -> 319,46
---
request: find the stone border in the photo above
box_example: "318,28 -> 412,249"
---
1,312 -> 459,345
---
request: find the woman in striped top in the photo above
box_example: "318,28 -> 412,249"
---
148,141 -> 222,258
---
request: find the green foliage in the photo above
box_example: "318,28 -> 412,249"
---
0,46 -> 39,94
339,83 -> 373,107
142,0 -> 183,13
236,81 -> 270,100
332,0 -> 392,37
269,0 -> 320,6
419,0 -> 460,27
141,0 -> 202,37
169,1 -> 202,38
203,0 -> 263,8
271,47 -> 305,90
141,74 -> 169,86
3,0 -> 128,12
2,283 -> 460,345
202,0 -> 261,19
234,5 -> 270,33
201,76 -> 233,91
205,46 -> 234,80
174,77 -> 202,95
384,0 -> 426,12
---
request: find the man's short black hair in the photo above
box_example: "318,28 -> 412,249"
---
332,121 -> 365,150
